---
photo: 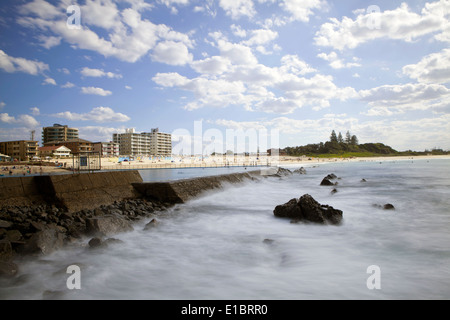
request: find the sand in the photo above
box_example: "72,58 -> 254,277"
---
1,154 -> 449,177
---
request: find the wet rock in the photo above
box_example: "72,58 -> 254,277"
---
274,194 -> 343,225
144,218 -> 159,231
331,188 -> 338,195
272,167 -> 293,177
5,230 -> 23,243
88,237 -> 103,248
263,239 -> 275,245
320,178 -> 336,186
0,220 -> 12,229
325,173 -> 337,180
383,204 -> 395,210
20,229 -> 64,255
361,179 -> 367,182
0,261 -> 18,277
0,240 -> 13,261
293,167 -> 307,174
85,215 -> 134,237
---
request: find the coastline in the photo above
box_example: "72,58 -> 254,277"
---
1,154 -> 449,177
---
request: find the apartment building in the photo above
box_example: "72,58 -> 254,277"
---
93,141 -> 120,157
148,128 -> 172,157
113,128 -> 172,156
0,140 -> 39,161
42,124 -> 79,144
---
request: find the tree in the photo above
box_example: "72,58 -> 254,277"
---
330,130 -> 338,143
351,135 -> 359,146
345,131 -> 351,144
337,132 -> 344,143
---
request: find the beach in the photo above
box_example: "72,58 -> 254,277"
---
1,154 -> 449,177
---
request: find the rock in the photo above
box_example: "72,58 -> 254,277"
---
88,237 -> 123,249
274,198 -> 302,219
331,188 -> 338,195
85,215 -> 134,237
383,204 -> 395,210
0,261 -> 18,277
0,240 -> 13,261
263,239 -> 275,245
293,167 -> 307,174
20,229 -> 64,255
0,220 -> 12,229
272,167 -> 293,177
59,212 -> 73,220
144,218 -> 159,230
320,178 -> 336,186
274,194 -> 343,225
30,221 -> 46,232
361,179 -> 367,182
5,230 -> 23,243
325,173 -> 337,180
88,237 -> 103,248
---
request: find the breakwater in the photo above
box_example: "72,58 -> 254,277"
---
0,169 -> 267,276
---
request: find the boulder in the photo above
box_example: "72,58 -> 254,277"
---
143,218 -> 159,231
0,240 -> 13,261
20,229 -> 64,255
272,167 -> 293,177
274,194 -> 343,225
293,167 -> 307,174
85,215 -> 134,237
0,220 -> 12,229
325,173 -> 337,180
331,188 -> 338,195
320,178 -> 336,186
383,204 -> 395,210
0,261 -> 18,277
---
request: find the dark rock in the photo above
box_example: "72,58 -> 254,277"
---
274,194 -> 343,225
0,220 -> 12,229
59,212 -> 72,220
30,221 -> 46,232
6,230 -> 23,243
361,179 -> 367,182
320,178 -> 336,186
85,215 -> 134,237
88,237 -> 103,248
144,218 -> 159,230
0,261 -> 18,277
274,198 -> 302,219
293,167 -> 307,174
273,167 -> 293,177
263,239 -> 275,245
331,188 -> 338,195
383,204 -> 395,210
0,240 -> 13,261
325,173 -> 337,180
20,229 -> 64,255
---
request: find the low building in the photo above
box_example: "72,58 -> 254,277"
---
93,141 -> 120,157
0,140 -> 39,161
44,138 -> 93,153
38,146 -> 71,159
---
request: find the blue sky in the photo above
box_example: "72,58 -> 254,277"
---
0,0 -> 449,152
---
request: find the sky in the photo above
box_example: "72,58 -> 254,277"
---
0,0 -> 449,153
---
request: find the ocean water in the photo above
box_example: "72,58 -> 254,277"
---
1,159 -> 450,300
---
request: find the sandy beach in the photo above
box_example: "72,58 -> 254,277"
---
1,154 -> 449,177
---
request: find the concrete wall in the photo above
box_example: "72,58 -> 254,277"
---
0,171 -> 143,212
1,169 -> 263,211
132,171 -> 259,204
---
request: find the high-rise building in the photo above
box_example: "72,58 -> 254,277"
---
113,128 -> 172,156
42,124 -> 79,144
0,140 -> 39,161
148,128 -> 172,157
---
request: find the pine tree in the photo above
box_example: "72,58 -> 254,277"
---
337,132 -> 344,143
351,135 -> 359,145
345,131 -> 351,144
330,130 -> 338,143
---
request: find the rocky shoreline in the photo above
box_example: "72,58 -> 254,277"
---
0,198 -> 172,277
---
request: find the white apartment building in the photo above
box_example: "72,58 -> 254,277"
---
113,128 -> 172,156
